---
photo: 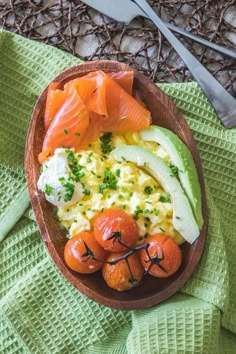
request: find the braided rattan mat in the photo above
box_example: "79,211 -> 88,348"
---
0,0 -> 236,96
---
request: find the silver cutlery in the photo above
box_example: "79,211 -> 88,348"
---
81,0 -> 236,128
81,0 -> 236,60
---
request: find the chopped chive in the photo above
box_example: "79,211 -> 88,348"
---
144,186 -> 153,195
159,227 -> 165,232
160,193 -> 171,203
63,129 -> 68,135
75,132 -> 80,136
99,167 -> 118,193
144,209 -> 150,213
154,208 -> 160,216
116,169 -> 120,177
45,184 -> 53,196
83,189 -> 91,196
133,206 -> 143,220
176,216 -> 181,220
100,133 -> 112,154
171,165 -> 179,174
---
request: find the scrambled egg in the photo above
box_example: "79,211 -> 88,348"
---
53,132 -> 183,244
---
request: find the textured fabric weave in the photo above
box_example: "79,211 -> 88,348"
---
1,30 -> 236,353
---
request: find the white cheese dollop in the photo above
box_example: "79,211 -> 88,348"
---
37,148 -> 83,207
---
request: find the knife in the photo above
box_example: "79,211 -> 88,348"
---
80,0 -> 236,59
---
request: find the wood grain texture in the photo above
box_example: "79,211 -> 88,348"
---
25,60 -> 207,310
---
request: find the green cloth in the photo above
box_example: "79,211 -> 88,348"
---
1,29 -> 236,354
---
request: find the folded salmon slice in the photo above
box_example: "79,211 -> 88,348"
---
44,71 -> 135,130
108,71 -> 134,96
39,85 -> 90,162
101,75 -> 151,132
65,71 -> 108,117
39,70 -> 151,163
44,82 -> 69,130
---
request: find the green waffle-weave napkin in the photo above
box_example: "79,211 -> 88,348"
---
1,29 -> 236,354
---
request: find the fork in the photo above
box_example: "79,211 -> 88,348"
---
133,0 -> 236,128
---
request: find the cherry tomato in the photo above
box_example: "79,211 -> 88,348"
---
102,252 -> 144,291
64,231 -> 106,274
94,208 -> 139,252
139,233 -> 182,278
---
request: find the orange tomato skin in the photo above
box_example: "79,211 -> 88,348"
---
64,231 -> 106,274
94,209 -> 139,252
139,233 -> 182,278
102,252 -> 144,291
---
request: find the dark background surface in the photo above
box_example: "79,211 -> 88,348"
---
0,0 -> 236,95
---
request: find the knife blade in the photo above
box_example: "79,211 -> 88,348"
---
80,0 -> 236,59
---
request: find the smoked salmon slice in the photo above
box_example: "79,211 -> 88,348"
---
44,82 -> 68,130
102,75 -> 151,132
39,70 -> 151,163
109,71 -> 134,96
65,71 -> 108,117
39,85 -> 90,162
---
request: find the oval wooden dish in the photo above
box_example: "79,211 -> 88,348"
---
25,60 -> 207,310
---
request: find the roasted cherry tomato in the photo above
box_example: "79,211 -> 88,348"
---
102,252 -> 144,291
64,231 -> 106,274
94,208 -> 139,252
139,233 -> 182,278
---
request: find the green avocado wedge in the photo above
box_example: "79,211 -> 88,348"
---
140,126 -> 203,228
111,145 -> 200,244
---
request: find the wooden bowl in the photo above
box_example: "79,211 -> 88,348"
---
25,60 -> 207,310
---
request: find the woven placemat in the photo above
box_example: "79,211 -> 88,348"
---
0,0 -> 235,96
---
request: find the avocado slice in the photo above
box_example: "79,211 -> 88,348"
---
111,145 -> 199,244
140,126 -> 203,228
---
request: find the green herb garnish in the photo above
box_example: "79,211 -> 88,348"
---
160,193 -> 171,203
100,132 -> 112,154
99,167 -> 118,193
83,189 -> 91,196
144,186 -> 153,195
133,206 -> 143,220
45,184 -> 53,196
